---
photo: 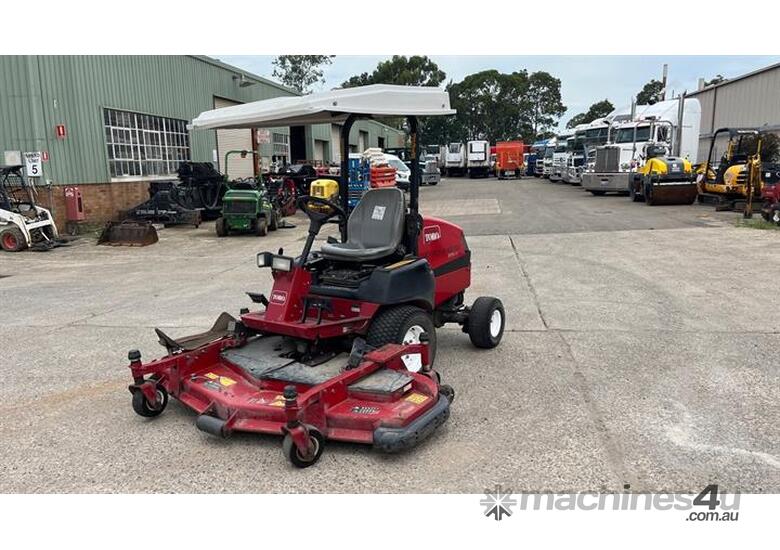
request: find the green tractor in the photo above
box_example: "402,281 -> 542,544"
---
215,150 -> 281,238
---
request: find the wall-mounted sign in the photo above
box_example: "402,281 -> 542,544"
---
256,129 -> 271,145
24,152 -> 42,177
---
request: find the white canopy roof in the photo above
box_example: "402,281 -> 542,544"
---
190,84 -> 455,130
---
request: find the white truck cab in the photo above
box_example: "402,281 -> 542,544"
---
581,97 -> 701,195
444,142 -> 466,177
466,140 -> 491,178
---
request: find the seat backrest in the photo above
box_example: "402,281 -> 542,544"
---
347,188 -> 406,249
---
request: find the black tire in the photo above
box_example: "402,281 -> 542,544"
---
366,305 -> 436,368
215,217 -> 227,237
269,211 -> 279,231
645,183 -> 655,206
629,180 -> 641,202
0,226 -> 26,252
283,427 -> 324,468
590,190 -> 606,196
256,217 -> 268,236
467,297 -> 505,349
429,179 -> 439,186
132,384 -> 168,418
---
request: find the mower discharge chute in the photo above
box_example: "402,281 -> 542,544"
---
127,85 -> 506,467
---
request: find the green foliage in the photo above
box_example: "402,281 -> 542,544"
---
271,55 -> 334,94
566,99 -> 614,129
704,74 -> 725,87
636,79 -> 665,105
525,71 -> 567,138
737,132 -> 780,163
341,55 -> 446,88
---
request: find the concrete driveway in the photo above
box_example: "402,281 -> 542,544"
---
1,177 -> 777,493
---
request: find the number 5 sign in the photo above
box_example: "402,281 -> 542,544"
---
24,151 -> 42,178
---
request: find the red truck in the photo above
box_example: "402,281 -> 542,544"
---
495,141 -> 525,180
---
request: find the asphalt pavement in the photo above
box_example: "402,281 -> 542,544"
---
1,177 -> 777,493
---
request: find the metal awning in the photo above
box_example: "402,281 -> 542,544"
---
191,84 -> 455,130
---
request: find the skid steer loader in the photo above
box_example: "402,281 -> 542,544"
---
0,165 -> 61,252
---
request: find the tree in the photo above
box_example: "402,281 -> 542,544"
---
526,71 -> 567,138
341,55 -> 446,88
737,133 -> 780,163
566,99 -> 614,129
704,74 -> 726,87
271,55 -> 334,94
636,79 -> 665,105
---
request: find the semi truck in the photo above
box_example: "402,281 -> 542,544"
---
444,142 -> 466,177
528,139 -> 549,177
541,138 -> 557,178
467,140 -> 491,178
550,132 -> 574,182
563,119 -> 610,185
581,97 -> 701,196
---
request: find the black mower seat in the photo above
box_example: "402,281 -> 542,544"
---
320,187 -> 406,262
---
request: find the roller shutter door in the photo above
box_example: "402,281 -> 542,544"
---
214,97 -> 254,179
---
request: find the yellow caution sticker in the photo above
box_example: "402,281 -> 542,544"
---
405,392 -> 429,405
204,372 -> 237,387
269,395 -> 286,407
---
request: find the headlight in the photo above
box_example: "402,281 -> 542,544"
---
257,252 -> 293,271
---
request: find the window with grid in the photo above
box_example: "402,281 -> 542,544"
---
272,132 -> 290,159
103,108 -> 191,178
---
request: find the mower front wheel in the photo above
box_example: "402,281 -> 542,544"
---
367,305 -> 436,370
283,427 -> 325,468
132,384 -> 168,418
467,297 -> 505,349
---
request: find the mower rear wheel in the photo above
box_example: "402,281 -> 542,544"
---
467,297 -> 505,349
132,384 -> 168,418
283,427 -> 324,468
0,226 -> 26,252
366,305 -> 436,370
256,217 -> 268,236
215,217 -> 227,237
269,212 -> 279,231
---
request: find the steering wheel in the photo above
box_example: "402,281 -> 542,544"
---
296,195 -> 347,225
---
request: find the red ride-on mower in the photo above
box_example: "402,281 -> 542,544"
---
127,86 -> 505,467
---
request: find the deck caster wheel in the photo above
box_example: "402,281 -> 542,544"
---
439,384 -> 455,403
132,384 -> 168,418
283,426 -> 324,468
467,297 -> 505,349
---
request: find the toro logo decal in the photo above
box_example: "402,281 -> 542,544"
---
270,291 -> 287,305
424,225 -> 442,243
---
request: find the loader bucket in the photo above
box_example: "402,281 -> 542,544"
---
97,220 -> 159,246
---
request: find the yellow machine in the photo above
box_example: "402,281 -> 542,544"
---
630,142 -> 697,205
309,178 -> 340,212
697,128 -> 763,215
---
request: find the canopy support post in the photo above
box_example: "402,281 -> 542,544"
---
339,114 -> 357,242
407,115 -> 421,255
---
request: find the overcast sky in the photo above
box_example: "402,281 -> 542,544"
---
215,55 -> 778,130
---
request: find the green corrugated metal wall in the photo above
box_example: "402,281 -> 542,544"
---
0,55 -> 405,184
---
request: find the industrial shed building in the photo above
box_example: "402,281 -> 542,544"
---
689,62 -> 780,161
0,55 -> 404,226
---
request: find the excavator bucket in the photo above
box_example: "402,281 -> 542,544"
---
97,220 -> 159,247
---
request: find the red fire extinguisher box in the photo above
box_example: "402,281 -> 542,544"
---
64,186 -> 85,222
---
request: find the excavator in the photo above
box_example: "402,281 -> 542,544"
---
696,128 -> 763,217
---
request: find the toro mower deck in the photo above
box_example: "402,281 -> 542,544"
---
128,314 -> 452,467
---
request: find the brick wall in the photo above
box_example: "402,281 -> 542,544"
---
36,181 -> 150,229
